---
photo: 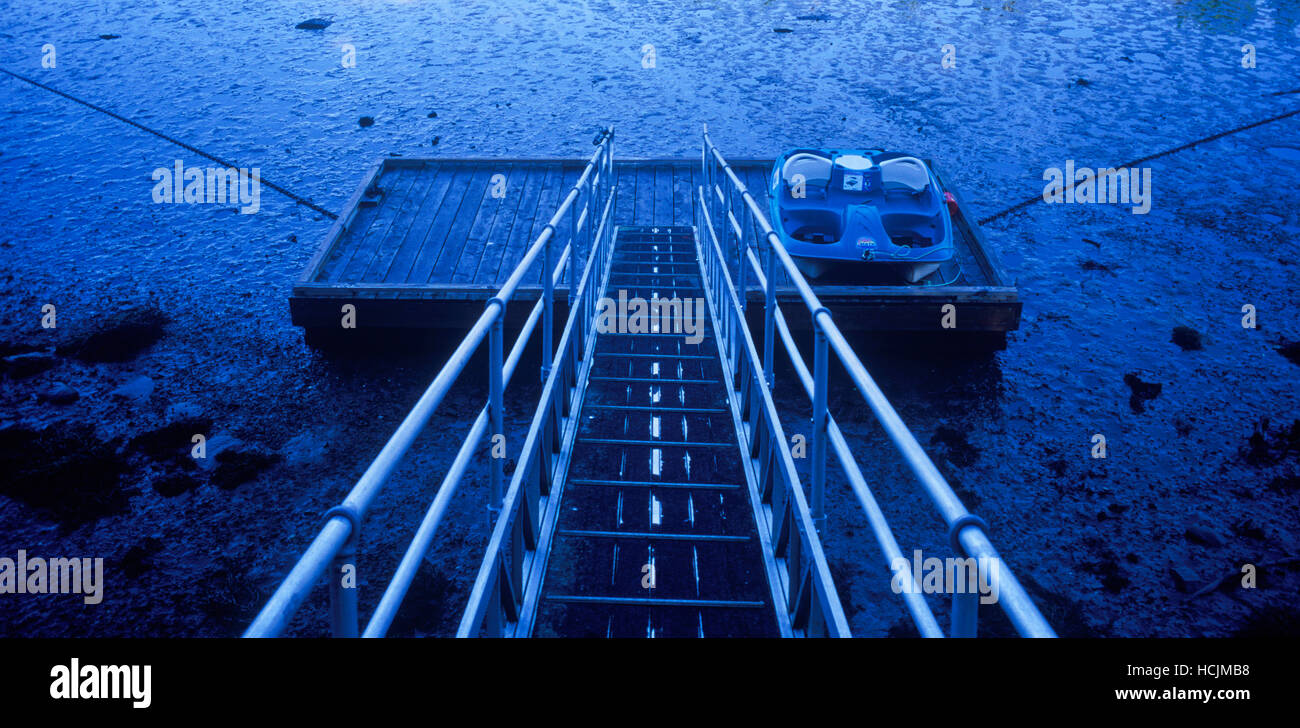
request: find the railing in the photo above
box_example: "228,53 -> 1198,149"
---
244,127 -> 616,638
699,126 -> 1055,638
695,180 -> 851,637
456,145 -> 620,638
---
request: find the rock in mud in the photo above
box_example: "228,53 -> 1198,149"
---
195,434 -> 244,470
1231,519 -> 1266,540
280,431 -> 328,466
1170,562 -> 1204,593
36,382 -> 79,405
295,18 -> 331,30
0,422 -> 132,525
1082,554 -> 1130,593
1123,373 -> 1162,413
111,375 -> 154,400
58,307 -> 168,363
1244,419 -> 1300,465
3,351 -> 56,378
1171,325 -> 1202,350
1185,525 -> 1226,548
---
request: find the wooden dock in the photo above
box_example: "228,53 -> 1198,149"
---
289,157 -> 1020,337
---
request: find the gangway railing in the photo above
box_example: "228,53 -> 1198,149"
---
694,189 -> 851,637
455,154 -> 622,638
699,126 -> 1055,638
244,128 -> 616,638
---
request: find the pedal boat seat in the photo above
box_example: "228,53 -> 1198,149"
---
781,153 -> 833,195
878,156 -> 931,195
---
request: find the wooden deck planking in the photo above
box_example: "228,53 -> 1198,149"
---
633,164 -> 655,227
290,157 -> 1019,336
329,166 -> 419,283
371,163 -> 448,283
367,163 -> 449,283
538,165 -> 586,284
351,165 -> 431,283
613,161 -> 638,228
380,164 -> 468,284
672,162 -> 695,227
472,164 -> 543,286
450,162 -> 515,284
491,164 -> 555,286
516,164 -> 578,285
421,166 -> 494,284
653,164 -> 671,225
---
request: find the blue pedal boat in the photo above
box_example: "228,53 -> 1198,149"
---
769,148 -> 959,285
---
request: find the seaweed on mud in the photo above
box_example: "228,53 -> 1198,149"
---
1123,373 -> 1162,413
117,537 -> 164,579
129,417 -> 214,460
1279,341 -> 1300,366
210,447 -> 281,490
1171,325 -> 1203,350
57,306 -> 168,363
0,422 -> 133,525
1243,419 -> 1300,466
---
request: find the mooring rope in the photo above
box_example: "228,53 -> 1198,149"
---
1,67 -> 339,220
977,104 -> 1300,226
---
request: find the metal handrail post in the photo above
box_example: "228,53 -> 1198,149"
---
737,205 -> 748,314
542,227 -> 554,381
811,326 -> 829,530
489,308 -> 505,523
763,243 -> 775,386
328,526 -> 358,638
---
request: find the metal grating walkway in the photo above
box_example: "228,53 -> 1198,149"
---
532,226 -> 780,637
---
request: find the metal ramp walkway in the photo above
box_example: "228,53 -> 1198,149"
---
245,127 -> 1056,639
531,225 -> 779,637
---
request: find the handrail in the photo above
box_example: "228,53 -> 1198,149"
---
245,128 -> 615,638
699,126 -> 1055,638
695,187 -> 850,636
456,142 -> 619,638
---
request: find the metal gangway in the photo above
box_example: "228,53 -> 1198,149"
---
245,126 -> 1056,638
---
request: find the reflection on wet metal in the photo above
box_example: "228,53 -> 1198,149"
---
530,226 -> 784,637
